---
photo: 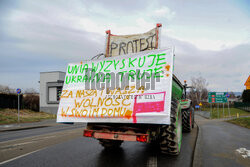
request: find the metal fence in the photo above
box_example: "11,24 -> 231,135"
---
234,102 -> 250,112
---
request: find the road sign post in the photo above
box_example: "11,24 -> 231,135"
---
208,92 -> 229,119
16,88 -> 21,123
210,103 -> 212,119
225,92 -> 230,117
208,92 -> 228,103
223,103 -> 224,118
228,101 -> 231,117
18,94 -> 20,122
217,103 -> 219,118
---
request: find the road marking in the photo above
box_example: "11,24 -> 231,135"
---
0,148 -> 44,165
0,125 -> 15,128
0,136 -> 57,150
0,141 -> 34,150
29,135 -> 56,142
147,156 -> 157,167
235,148 -> 250,158
0,127 -> 82,145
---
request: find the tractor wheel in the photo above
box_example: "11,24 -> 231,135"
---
99,139 -> 123,149
159,99 -> 182,155
182,107 -> 194,132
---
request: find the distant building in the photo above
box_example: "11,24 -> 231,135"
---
228,97 -> 241,103
40,71 -> 65,114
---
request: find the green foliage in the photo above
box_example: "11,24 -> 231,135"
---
203,107 -> 250,119
227,117 -> 250,129
0,108 -> 56,124
242,90 -> 250,102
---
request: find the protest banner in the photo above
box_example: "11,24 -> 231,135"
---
105,24 -> 161,57
57,48 -> 173,124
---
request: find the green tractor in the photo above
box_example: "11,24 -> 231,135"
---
84,75 -> 195,155
181,80 -> 195,132
82,24 -> 195,155
158,76 -> 194,155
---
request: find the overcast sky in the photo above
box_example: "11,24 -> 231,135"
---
0,0 -> 249,92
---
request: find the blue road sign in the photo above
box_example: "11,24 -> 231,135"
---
195,105 -> 200,109
16,88 -> 21,94
226,93 -> 229,98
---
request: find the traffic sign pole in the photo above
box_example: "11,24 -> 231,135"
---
217,103 -> 219,118
228,101 -> 231,117
223,103 -> 224,118
210,103 -> 212,119
16,88 -> 21,123
208,92 -> 229,119
18,94 -> 20,123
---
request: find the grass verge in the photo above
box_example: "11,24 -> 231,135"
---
0,108 -> 56,124
202,107 -> 250,119
227,117 -> 250,129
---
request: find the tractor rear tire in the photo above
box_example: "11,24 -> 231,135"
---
99,139 -> 123,149
182,107 -> 194,132
159,99 -> 182,155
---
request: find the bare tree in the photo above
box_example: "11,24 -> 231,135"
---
188,76 -> 208,106
23,94 -> 39,111
24,88 -> 38,94
228,92 -> 235,98
0,85 -> 15,94
23,88 -> 39,111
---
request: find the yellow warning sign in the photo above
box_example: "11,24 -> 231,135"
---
244,75 -> 250,90
199,102 -> 202,106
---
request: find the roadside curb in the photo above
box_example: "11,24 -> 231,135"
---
0,125 -> 51,132
192,120 -> 202,167
195,111 -> 210,119
0,119 -> 58,132
0,122 -> 84,132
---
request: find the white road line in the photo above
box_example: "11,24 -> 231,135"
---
0,148 -> 44,165
147,156 -> 157,167
0,141 -> 34,150
0,136 -> 56,150
0,128 -> 81,145
29,135 -> 57,142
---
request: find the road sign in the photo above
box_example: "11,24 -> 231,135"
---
195,105 -> 200,109
199,102 -> 202,106
208,92 -> 228,103
244,75 -> 250,90
226,93 -> 229,98
16,88 -> 21,94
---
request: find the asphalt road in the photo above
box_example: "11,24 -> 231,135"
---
0,123 -> 85,142
194,115 -> 250,167
0,123 -> 197,167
